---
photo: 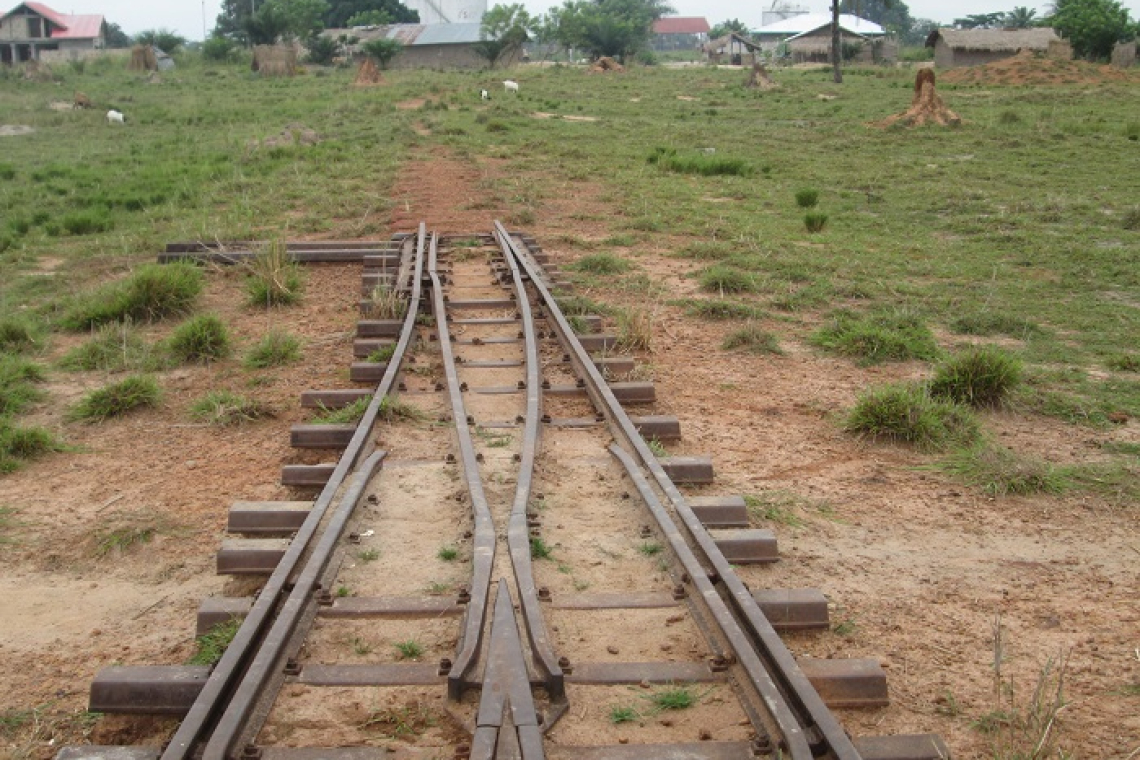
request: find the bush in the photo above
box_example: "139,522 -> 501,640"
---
361,37 -> 404,69
202,34 -> 237,62
189,391 -> 272,426
803,212 -> 828,233
0,315 -> 43,353
811,309 -> 940,365
244,330 -> 302,369
62,263 -> 205,330
699,266 -> 757,294
795,189 -> 819,208
246,242 -> 303,307
844,383 -> 979,451
929,346 -> 1023,407
722,324 -> 781,354
69,375 -> 161,422
306,35 -> 339,65
168,314 -> 231,364
0,356 -> 46,416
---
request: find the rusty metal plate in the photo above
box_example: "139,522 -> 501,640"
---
89,665 -> 209,715
578,334 -> 617,352
356,319 -> 403,338
688,496 -> 748,528
321,596 -> 463,619
553,593 -> 677,610
547,742 -> 754,760
751,588 -> 830,630
631,415 -> 682,441
799,657 -> 889,708
567,662 -> 722,685
659,456 -> 715,484
300,389 -> 371,409
55,747 -> 161,759
227,501 -> 311,534
281,464 -> 336,487
710,529 -> 778,564
196,596 -> 253,635
216,538 -> 290,575
289,424 -> 355,449
349,361 -> 387,382
298,664 -> 444,686
853,734 -> 951,760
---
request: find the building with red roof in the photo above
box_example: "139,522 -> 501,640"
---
651,16 -> 710,52
1,2 -> 106,65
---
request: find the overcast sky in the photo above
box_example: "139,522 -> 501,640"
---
47,0 -> 1140,41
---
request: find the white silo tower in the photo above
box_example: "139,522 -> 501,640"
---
406,0 -> 487,25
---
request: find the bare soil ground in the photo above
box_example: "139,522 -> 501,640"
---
2,149 -> 1137,759
941,50 -> 1140,87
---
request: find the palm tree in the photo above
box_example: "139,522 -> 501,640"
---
1004,6 -> 1038,28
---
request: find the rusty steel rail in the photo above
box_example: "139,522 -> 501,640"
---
161,224 -> 428,760
497,220 -> 861,759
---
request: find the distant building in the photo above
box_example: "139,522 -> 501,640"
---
402,0 -> 486,25
704,32 -> 762,66
925,28 -> 1064,68
1,2 -> 106,65
326,23 -> 489,69
651,16 -> 710,51
752,13 -> 884,56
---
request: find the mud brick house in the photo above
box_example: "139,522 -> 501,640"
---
651,16 -> 710,51
925,28 -> 1067,68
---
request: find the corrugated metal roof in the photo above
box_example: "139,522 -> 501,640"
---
409,22 -> 481,45
755,13 -> 883,37
786,26 -> 867,42
653,17 -> 710,35
53,14 -> 103,39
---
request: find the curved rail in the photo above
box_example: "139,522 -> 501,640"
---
163,224 -> 428,760
498,221 -> 853,758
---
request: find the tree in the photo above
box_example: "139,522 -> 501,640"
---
244,3 -> 290,44
839,0 -> 912,35
269,0 -> 330,40
709,18 -> 747,39
1004,6 -> 1038,28
215,0 -> 257,42
135,29 -> 187,52
1048,0 -> 1135,59
554,0 -> 673,62
361,37 -> 404,68
952,12 -> 1005,28
326,0 -> 419,27
103,22 -> 132,48
474,4 -> 532,67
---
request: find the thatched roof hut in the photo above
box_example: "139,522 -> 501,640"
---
925,28 -> 1064,68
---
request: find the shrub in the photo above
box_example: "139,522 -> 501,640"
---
811,309 -> 940,365
190,391 -> 273,426
305,35 -> 339,65
699,266 -> 757,294
0,315 -> 43,353
803,212 -> 828,233
168,314 -> 231,364
795,189 -> 819,208
202,34 -> 237,62
844,383 -> 979,450
244,330 -> 302,369
722,324 -> 781,354
62,263 -> 204,330
569,253 -> 630,275
69,375 -> 161,422
246,241 -> 303,307
0,357 -> 46,416
929,346 -> 1023,407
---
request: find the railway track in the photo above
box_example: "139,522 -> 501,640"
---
62,224 -> 950,760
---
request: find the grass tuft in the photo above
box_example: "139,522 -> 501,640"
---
62,263 -> 204,330
795,188 -> 819,208
311,397 -> 369,424
0,422 -> 64,473
616,308 -> 652,352
681,299 -> 765,321
394,639 -> 424,660
365,282 -> 406,320
1106,354 -> 1140,372
95,525 -> 156,557
722,324 -> 781,354
803,212 -> 829,233
556,295 -> 612,316
649,147 -> 750,176
437,545 -> 458,561
530,536 -> 553,560
69,375 -> 161,422
246,240 -> 303,307
609,706 -> 639,724
949,312 -> 1042,339
187,619 -> 241,666
244,329 -> 302,369
0,315 -> 43,354
811,309 -> 940,365
942,444 -> 1067,496
930,346 -> 1023,407
699,266 -> 757,294
189,391 -> 273,426
569,253 -> 631,275
168,314 -> 231,364
0,356 -> 46,416
59,320 -> 166,373
844,383 -> 979,451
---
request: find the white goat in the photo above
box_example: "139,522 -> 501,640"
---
106,109 -> 125,124
480,88 -> 490,100
502,80 -> 519,94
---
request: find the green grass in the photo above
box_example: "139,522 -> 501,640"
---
394,639 -> 424,660
187,618 -> 241,666
311,397 -> 369,424
845,383 -> 980,451
811,309 -> 940,365
69,375 -> 161,422
942,444 -> 1068,497
437,545 -> 458,561
61,263 -> 204,330
244,329 -> 302,369
568,253 -> 631,275
638,541 -> 663,556
59,320 -> 167,372
167,314 -> 232,364
530,536 -> 553,560
0,356 -> 46,416
646,685 -> 702,711
699,266 -> 758,294
95,525 -> 156,557
744,492 -> 808,528
679,299 -> 765,321
246,241 -> 304,307
949,312 -> 1043,340
556,295 -> 612,316
648,147 -> 750,177
367,344 -> 396,363
189,391 -> 273,426
0,315 -> 44,353
722,324 -> 781,354
609,706 -> 639,724
930,346 -> 1023,407
358,548 -> 380,562
0,422 -> 64,474
795,188 -> 820,208
1106,354 -> 1140,372
803,212 -> 828,233
378,395 -> 425,423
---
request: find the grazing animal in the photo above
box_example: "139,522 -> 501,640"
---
480,88 -> 489,100
73,91 -> 91,109
502,79 -> 519,93
106,109 -> 125,124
